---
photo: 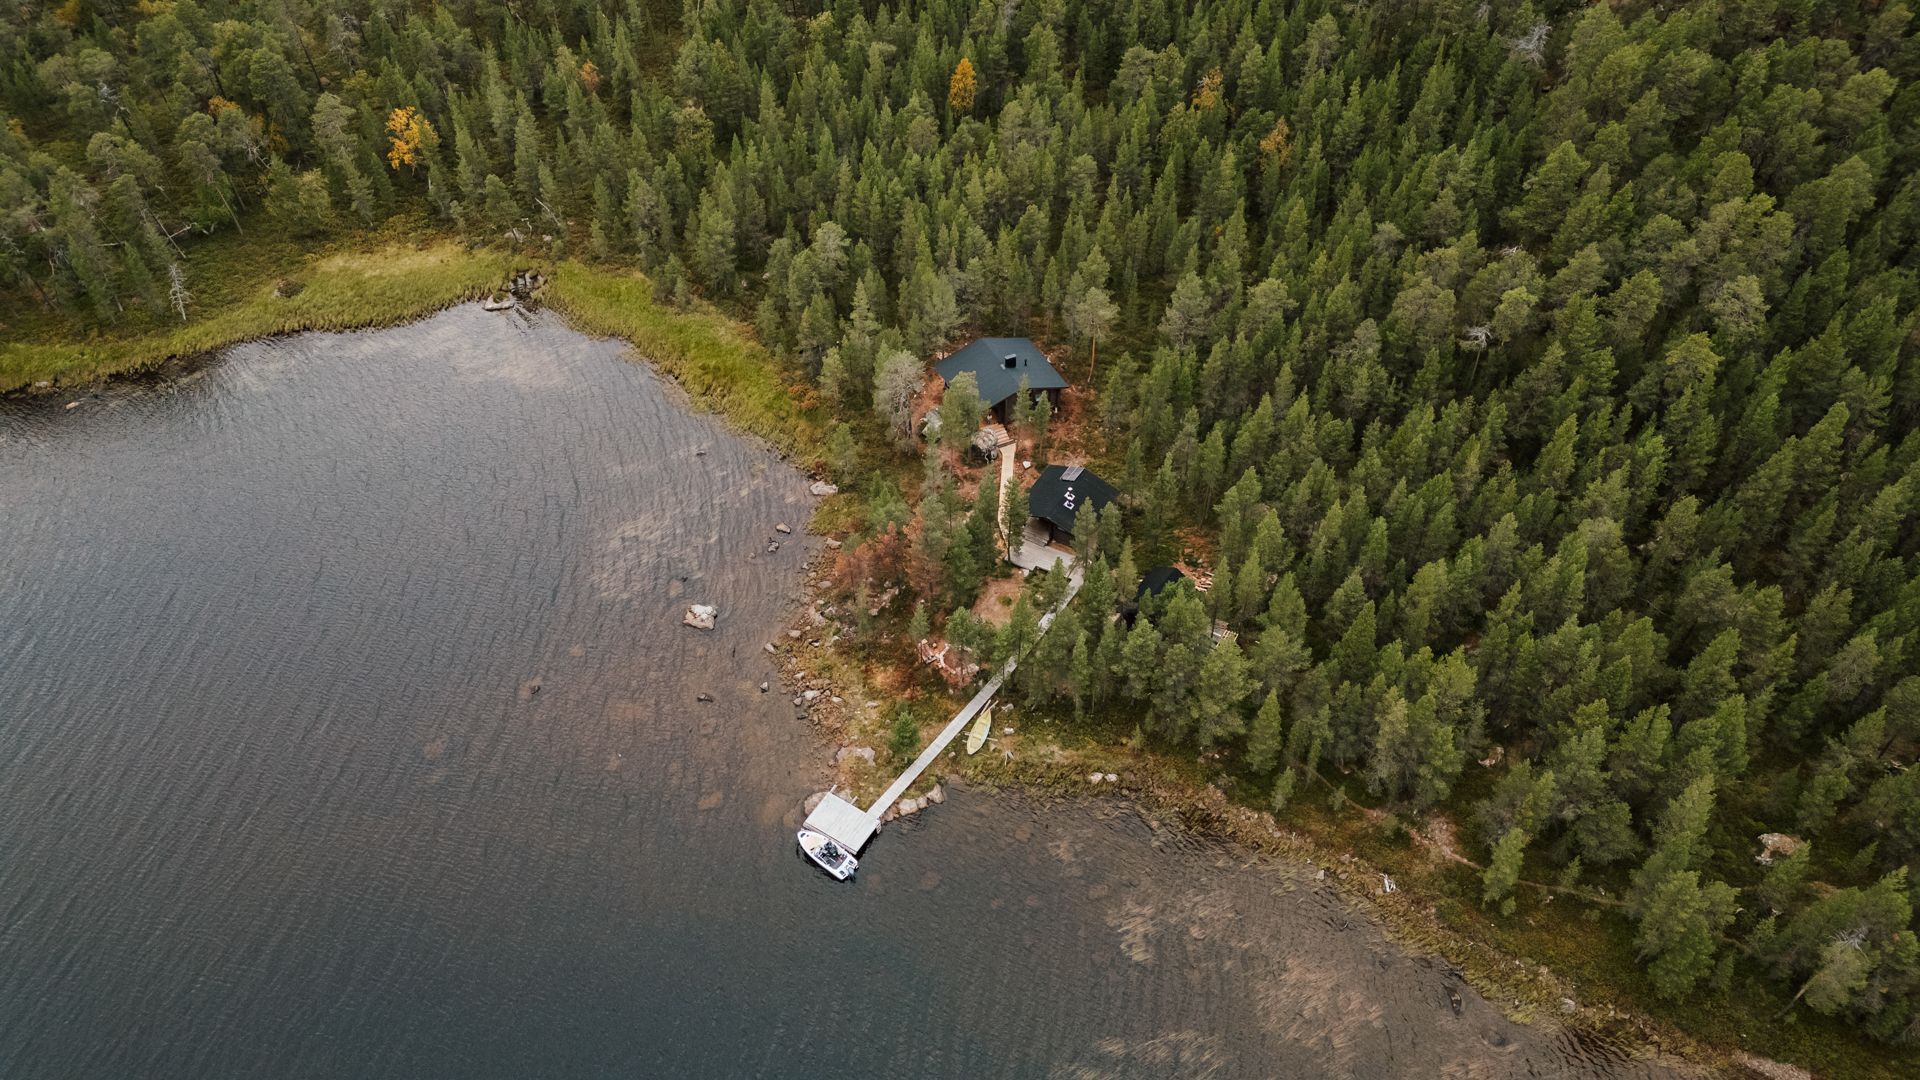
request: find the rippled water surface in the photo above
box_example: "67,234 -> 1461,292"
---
0,308 -> 1679,1078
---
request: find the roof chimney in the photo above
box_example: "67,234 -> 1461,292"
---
1003,354 -> 1017,369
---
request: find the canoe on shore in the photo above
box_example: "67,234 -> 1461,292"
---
965,708 -> 991,755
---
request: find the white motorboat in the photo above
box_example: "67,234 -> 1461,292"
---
797,828 -> 858,880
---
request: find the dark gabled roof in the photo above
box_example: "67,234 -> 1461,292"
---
934,338 -> 1068,409
1123,565 -> 1187,620
1026,464 -> 1118,538
1137,566 -> 1186,600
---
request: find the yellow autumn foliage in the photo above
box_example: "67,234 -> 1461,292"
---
385,106 -> 435,170
948,57 -> 977,113
1193,68 -> 1224,111
1259,116 -> 1293,167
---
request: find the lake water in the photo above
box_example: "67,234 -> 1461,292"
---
0,307 -> 1678,1078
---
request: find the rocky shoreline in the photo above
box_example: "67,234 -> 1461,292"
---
764,543 -> 1798,1078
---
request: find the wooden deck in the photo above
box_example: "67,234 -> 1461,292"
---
801,564 -> 1083,855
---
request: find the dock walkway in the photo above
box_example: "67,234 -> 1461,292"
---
802,565 -> 1083,854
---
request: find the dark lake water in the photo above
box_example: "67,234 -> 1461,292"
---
0,307 -> 1680,1078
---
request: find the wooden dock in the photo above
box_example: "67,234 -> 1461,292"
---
801,566 -> 1083,854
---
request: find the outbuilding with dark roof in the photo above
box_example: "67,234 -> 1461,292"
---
1025,464 -> 1118,545
1137,566 -> 1187,600
1122,566 -> 1187,623
935,337 -> 1068,422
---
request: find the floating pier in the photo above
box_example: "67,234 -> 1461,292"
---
801,567 -> 1083,856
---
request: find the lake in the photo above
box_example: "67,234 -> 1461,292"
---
0,306 -> 1678,1078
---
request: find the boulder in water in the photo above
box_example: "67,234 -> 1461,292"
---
683,604 -> 717,630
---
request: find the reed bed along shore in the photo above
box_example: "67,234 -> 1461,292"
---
1,222 -> 513,393
2,227 -> 819,469
543,264 -> 820,460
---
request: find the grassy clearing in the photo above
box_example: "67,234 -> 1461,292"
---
0,217 -> 514,392
540,264 -> 821,461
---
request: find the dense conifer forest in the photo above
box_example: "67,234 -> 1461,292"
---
6,0 -> 1920,1053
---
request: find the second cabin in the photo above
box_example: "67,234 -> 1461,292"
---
935,337 -> 1068,423
1025,464 -> 1118,547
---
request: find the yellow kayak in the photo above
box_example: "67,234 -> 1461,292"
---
965,708 -> 992,754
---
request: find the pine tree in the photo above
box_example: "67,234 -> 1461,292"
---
1635,870 -> 1738,1000
691,190 -> 738,295
264,160 -> 334,238
480,174 -> 521,235
1001,475 -> 1029,561
1246,691 -> 1285,774
1190,637 -> 1253,750
941,371 -> 984,450
1068,631 -> 1092,715
1632,776 -> 1718,914
1483,828 -> 1529,916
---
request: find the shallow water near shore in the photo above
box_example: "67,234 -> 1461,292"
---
0,307 -> 1679,1079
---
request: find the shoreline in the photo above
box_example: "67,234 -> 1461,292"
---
769,544 -> 1812,1080
4,260 -> 1872,1080
0,227 -> 515,396
1,230 -> 820,465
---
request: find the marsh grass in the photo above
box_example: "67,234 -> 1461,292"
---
0,217 -> 514,392
1,229 -> 821,469
541,264 -> 820,461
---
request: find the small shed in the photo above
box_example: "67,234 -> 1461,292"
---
935,338 -> 1069,422
1123,565 -> 1186,623
1138,566 -> 1186,601
1026,464 -> 1118,546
